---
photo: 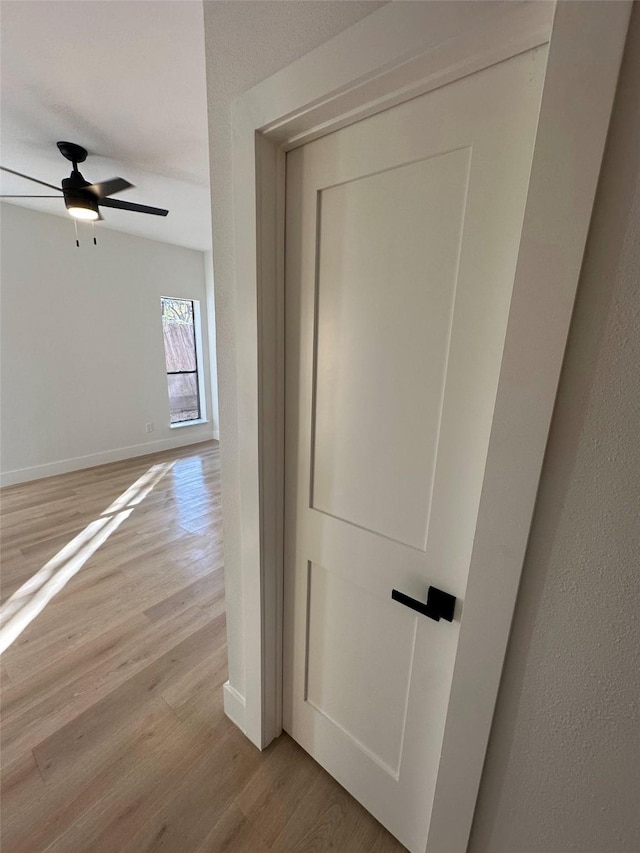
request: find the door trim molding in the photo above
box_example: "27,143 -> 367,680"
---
225,2 -> 630,850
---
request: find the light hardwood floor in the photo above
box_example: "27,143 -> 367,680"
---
0,441 -> 404,852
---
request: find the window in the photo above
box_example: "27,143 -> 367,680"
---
161,297 -> 201,424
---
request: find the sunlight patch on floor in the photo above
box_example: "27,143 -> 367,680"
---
0,461 -> 175,655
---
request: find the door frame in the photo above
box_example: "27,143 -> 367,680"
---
225,2 -> 631,850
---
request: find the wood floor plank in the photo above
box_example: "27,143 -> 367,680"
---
236,733 -> 322,848
6,710 -> 187,853
2,554 -> 218,683
3,608 -> 118,683
1,605 -> 213,764
17,523 -> 140,569
0,441 -> 405,852
145,569 -> 225,623
32,684 -> 177,789
1,613 -> 151,721
160,622 -> 228,734
0,547 -> 40,602
117,723 -> 261,853
271,765 -> 404,852
43,718 -> 257,853
3,517 -> 92,556
0,751 -> 47,848
196,802 -> 271,853
162,660 -> 227,735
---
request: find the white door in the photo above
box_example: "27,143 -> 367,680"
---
284,46 -> 547,853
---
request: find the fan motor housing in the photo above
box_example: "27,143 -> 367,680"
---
62,179 -> 98,217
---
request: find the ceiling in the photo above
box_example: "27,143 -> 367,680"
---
0,0 -> 384,254
0,1 -> 212,251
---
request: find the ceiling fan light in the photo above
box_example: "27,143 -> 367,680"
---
64,190 -> 99,221
68,205 -> 99,221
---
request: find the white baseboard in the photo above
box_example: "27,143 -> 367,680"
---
223,681 -> 247,733
0,428 -> 216,487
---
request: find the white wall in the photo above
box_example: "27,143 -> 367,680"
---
203,0 -> 384,701
470,8 -> 640,850
203,250 -> 219,441
0,203 -> 216,486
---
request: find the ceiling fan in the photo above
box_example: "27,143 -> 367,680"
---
0,141 -> 169,223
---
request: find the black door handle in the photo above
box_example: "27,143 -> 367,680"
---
392,586 -> 456,622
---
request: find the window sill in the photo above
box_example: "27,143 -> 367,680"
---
170,418 -> 209,429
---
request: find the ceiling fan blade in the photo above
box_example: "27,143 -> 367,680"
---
99,198 -> 168,217
85,177 -> 134,199
0,194 -> 62,198
0,166 -> 63,193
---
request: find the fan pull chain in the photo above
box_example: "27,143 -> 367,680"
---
74,219 -> 79,248
92,221 -> 97,246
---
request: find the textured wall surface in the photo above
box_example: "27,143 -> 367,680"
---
470,8 -> 640,852
203,0 -> 384,695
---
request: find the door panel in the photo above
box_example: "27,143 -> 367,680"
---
284,46 -> 548,853
306,560 -> 415,775
312,149 -> 470,549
